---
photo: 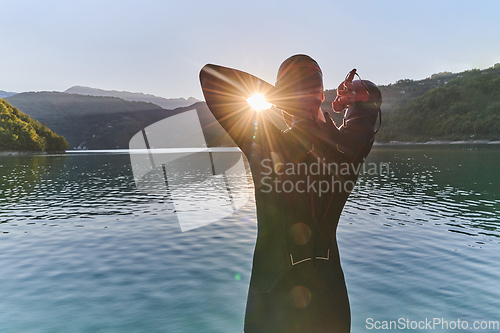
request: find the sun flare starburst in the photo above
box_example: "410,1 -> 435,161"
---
246,94 -> 272,111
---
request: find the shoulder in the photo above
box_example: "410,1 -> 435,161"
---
345,103 -> 380,122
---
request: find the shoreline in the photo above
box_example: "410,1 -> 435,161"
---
0,151 -> 48,156
374,140 -> 500,146
1,141 -> 499,156
0,150 -> 66,156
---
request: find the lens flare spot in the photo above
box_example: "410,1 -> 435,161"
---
290,223 -> 311,245
290,285 -> 311,308
270,152 -> 282,173
234,273 -> 241,281
246,94 -> 272,111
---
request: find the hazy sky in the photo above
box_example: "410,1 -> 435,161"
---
2,0 -> 499,100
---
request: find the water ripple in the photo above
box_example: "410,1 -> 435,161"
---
1,146 -> 499,332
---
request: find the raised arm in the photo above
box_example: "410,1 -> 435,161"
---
200,64 -> 282,156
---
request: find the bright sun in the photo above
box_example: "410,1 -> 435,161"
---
246,93 -> 272,111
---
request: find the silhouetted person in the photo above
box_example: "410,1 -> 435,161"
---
200,55 -> 381,333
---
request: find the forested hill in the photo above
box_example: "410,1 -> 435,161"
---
376,64 -> 500,142
322,63 -> 500,142
0,99 -> 68,152
323,69 -> 464,115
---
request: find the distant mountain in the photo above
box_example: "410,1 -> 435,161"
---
0,90 -> 17,98
6,92 -> 171,149
0,98 -> 68,152
5,92 -> 233,150
64,86 -> 199,110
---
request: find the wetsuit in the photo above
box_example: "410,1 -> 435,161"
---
200,64 -> 380,333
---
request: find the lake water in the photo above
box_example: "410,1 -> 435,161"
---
0,145 -> 499,332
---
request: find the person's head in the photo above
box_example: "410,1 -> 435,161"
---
276,54 -> 324,96
353,80 -> 382,107
273,54 -> 325,120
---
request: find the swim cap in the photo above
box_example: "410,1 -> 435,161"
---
353,80 -> 382,105
275,54 -> 323,94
